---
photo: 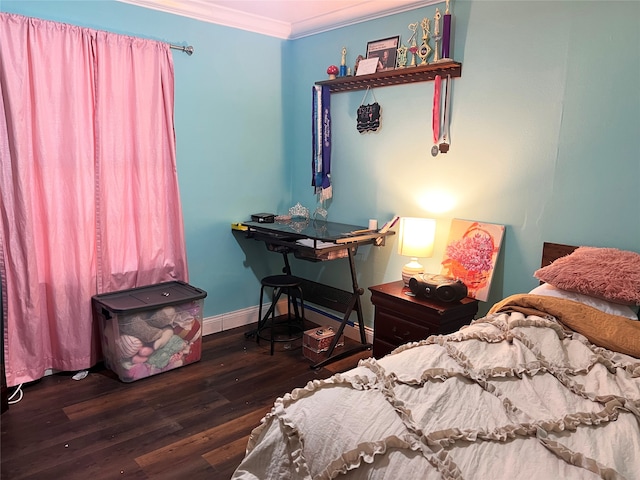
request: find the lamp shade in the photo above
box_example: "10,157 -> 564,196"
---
398,217 -> 436,286
398,217 -> 436,258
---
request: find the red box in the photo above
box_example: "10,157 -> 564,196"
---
303,326 -> 344,351
303,345 -> 329,362
302,326 -> 344,362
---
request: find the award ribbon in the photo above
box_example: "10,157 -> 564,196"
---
439,74 -> 451,153
431,75 -> 442,155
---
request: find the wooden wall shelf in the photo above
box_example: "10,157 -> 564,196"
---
315,61 -> 462,93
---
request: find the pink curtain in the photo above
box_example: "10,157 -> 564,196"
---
0,13 -> 188,387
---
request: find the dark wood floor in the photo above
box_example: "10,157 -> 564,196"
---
0,320 -> 371,479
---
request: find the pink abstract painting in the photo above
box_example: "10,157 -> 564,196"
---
441,219 -> 505,302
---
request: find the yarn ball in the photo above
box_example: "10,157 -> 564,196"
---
132,354 -> 149,364
117,334 -> 142,358
138,346 -> 154,357
174,319 -> 201,343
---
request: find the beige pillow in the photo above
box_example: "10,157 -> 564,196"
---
534,246 -> 640,306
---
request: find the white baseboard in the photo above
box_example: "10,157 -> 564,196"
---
35,301 -> 366,383
202,299 -> 374,344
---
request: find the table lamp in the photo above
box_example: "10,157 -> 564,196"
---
398,217 -> 436,286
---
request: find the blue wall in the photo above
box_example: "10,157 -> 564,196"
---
2,0 -> 290,317
3,1 -> 639,322
285,1 -> 640,316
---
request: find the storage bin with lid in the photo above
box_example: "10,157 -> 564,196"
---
92,281 -> 207,382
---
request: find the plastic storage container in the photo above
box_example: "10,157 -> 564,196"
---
92,281 -> 207,382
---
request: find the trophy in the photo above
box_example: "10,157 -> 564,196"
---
442,0 -> 453,60
407,22 -> 418,67
432,8 -> 442,63
417,18 -> 432,65
397,44 -> 408,68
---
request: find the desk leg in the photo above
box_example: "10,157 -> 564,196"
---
311,247 -> 372,369
281,251 -> 292,275
346,246 -> 367,345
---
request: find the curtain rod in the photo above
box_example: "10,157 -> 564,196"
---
170,44 -> 194,56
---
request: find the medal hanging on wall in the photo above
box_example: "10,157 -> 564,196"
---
439,74 -> 451,153
357,87 -> 381,133
431,74 -> 452,156
431,75 -> 442,156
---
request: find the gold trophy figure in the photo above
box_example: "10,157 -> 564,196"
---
433,8 -> 442,63
407,22 -> 418,67
397,44 -> 408,68
417,18 -> 432,65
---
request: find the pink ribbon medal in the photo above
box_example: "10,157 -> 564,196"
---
431,75 -> 442,156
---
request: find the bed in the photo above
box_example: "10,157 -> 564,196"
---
231,242 -> 640,479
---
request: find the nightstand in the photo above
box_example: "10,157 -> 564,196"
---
369,280 -> 479,358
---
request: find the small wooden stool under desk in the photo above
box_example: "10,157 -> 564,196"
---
369,280 -> 479,358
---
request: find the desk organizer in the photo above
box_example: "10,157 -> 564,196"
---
92,281 -> 207,382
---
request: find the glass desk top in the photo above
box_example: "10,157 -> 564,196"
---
242,220 -> 376,243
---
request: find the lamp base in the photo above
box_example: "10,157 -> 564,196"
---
401,258 -> 424,286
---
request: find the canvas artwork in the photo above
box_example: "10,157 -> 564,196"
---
440,219 -> 505,301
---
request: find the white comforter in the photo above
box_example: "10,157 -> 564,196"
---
232,297 -> 640,479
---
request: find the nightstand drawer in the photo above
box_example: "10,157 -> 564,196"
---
375,311 -> 431,346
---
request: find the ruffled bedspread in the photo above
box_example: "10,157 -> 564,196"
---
232,295 -> 640,479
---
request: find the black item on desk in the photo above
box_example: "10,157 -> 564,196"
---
251,213 -> 275,223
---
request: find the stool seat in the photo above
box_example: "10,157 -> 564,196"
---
254,274 -> 305,355
261,275 -> 302,288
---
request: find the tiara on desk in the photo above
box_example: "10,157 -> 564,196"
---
289,203 -> 310,220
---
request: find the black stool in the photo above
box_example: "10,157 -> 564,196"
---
256,275 -> 305,355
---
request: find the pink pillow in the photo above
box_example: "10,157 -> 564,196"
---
534,247 -> 640,306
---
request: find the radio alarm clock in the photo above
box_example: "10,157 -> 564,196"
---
408,273 -> 468,303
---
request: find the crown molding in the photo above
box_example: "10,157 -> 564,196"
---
289,1 -> 437,40
116,0 -> 437,40
117,0 -> 291,38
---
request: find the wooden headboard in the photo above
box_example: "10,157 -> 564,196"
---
541,242 -> 578,268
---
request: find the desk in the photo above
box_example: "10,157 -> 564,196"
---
238,219 -> 395,368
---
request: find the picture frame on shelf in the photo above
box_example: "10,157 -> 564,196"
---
355,57 -> 378,76
366,35 -> 400,71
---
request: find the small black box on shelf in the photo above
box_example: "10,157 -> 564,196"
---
251,213 -> 275,223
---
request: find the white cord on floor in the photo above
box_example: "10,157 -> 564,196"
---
8,383 -> 23,405
5,370 -> 88,407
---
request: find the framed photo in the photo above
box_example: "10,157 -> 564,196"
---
366,36 -> 400,71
